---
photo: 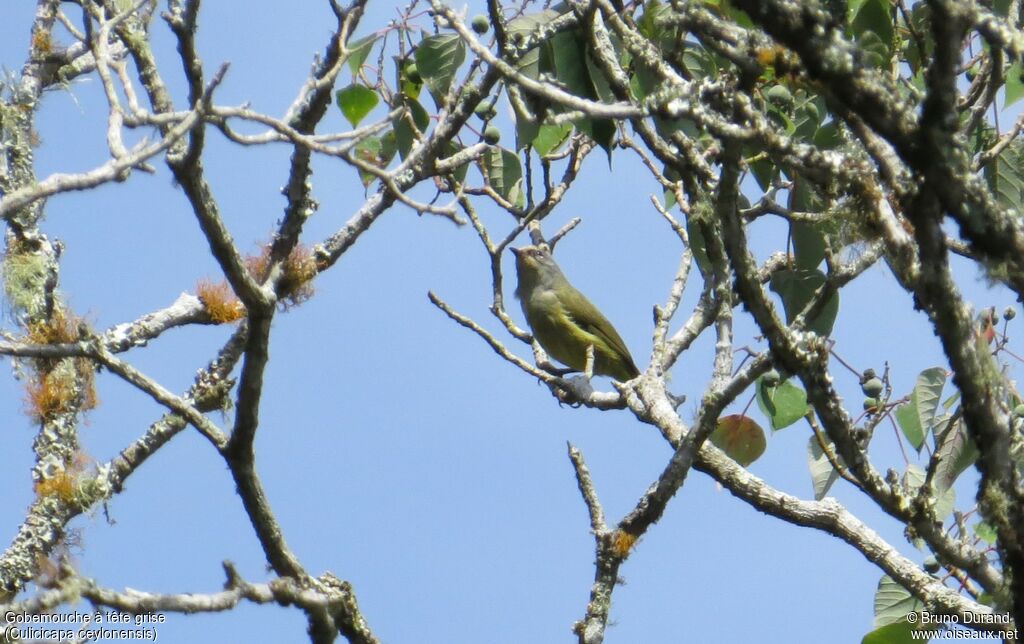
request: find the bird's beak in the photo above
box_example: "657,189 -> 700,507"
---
510,247 -> 522,258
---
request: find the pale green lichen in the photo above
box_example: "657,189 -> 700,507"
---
2,250 -> 51,317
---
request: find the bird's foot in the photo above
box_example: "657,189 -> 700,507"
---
566,375 -> 595,399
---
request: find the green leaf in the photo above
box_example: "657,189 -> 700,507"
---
861,617 -> 936,644
807,434 -> 842,500
985,139 -> 1024,214
392,95 -> 430,159
415,34 -> 466,107
916,367 -> 946,432
856,30 -> 890,69
543,30 -> 616,155
483,146 -> 524,207
789,175 -> 824,213
767,104 -> 796,133
769,268 -> 840,336
710,414 -> 767,467
903,4 -> 933,74
681,43 -> 718,78
685,214 -> 712,275
903,465 -> 956,520
631,58 -> 660,101
849,0 -> 894,67
533,123 -> 573,156
584,45 -> 616,104
504,10 -> 556,151
747,154 -> 776,192
346,34 -> 379,76
894,403 -> 925,452
576,117 -> 616,155
507,9 -> 559,68
792,221 -> 827,271
932,419 -> 978,491
638,0 -> 673,45
442,140 -> 470,183
352,132 -> 397,187
813,121 -> 842,149
550,30 -> 593,102
513,98 -> 541,151
663,187 -> 676,212
336,84 -> 379,127
792,97 -> 823,141
975,521 -> 997,544
397,57 -> 423,100
653,113 -> 698,142
721,0 -> 753,28
506,6 -> 559,128
1005,62 -> 1024,108
544,27 -> 614,156
942,391 -> 961,410
756,378 -> 810,430
872,575 -> 923,629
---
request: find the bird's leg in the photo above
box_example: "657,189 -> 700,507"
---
537,356 -> 575,377
558,344 -> 597,402
532,342 -> 575,377
584,344 -> 595,380
544,362 -> 577,376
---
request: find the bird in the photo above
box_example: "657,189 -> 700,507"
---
511,244 -> 640,381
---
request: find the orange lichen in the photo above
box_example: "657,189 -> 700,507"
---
75,359 -> 99,414
35,470 -> 78,503
197,279 -> 246,323
26,308 -> 81,345
755,45 -> 801,82
755,46 -> 781,67
610,529 -> 638,558
197,242 -> 318,320
31,28 -> 53,56
24,372 -> 76,422
245,242 -> 318,308
21,307 -> 98,420
35,453 -> 95,504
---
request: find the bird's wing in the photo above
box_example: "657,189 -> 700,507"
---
561,286 -> 639,373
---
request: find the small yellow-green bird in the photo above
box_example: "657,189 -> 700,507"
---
512,245 -> 640,381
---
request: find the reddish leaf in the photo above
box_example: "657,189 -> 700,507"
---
710,415 -> 767,467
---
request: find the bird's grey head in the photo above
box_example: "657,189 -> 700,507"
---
511,244 -> 565,295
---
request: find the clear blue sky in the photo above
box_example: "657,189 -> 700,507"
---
0,2 -> 1015,642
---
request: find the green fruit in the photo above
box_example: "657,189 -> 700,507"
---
861,377 -> 883,398
483,125 -> 501,144
764,85 -> 793,106
1004,306 -> 1017,321
471,14 -> 490,34
1014,404 -> 1024,417
763,368 -> 781,387
863,397 -> 878,411
923,556 -> 940,574
474,100 -> 497,120
802,101 -> 819,123
405,62 -> 422,84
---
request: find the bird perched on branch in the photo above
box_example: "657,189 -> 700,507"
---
512,245 -> 640,381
